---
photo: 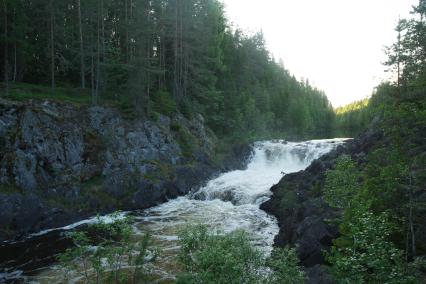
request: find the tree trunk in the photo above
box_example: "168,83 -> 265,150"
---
77,0 -> 85,89
91,53 -> 95,100
408,172 -> 416,258
157,3 -> 165,90
183,44 -> 188,98
13,7 -> 16,82
397,21 -> 401,94
125,0 -> 129,63
173,0 -> 179,99
95,0 -> 101,105
129,0 -> 133,58
101,0 -> 105,56
50,0 -> 55,95
90,25 -> 95,102
3,0 -> 9,96
405,227 -> 410,262
100,0 -> 105,97
161,38 -> 165,89
13,40 -> 16,82
179,1 -> 184,97
146,30 -> 151,114
161,8 -> 166,89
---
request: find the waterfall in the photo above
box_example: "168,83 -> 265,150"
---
1,138 -> 348,282
137,139 -> 347,253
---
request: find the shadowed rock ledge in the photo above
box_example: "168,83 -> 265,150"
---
261,129 -> 383,283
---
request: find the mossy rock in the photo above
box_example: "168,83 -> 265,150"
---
82,175 -> 105,192
278,190 -> 298,211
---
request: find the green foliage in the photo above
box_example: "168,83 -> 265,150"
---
2,83 -> 92,105
266,247 -> 306,284
328,210 -> 415,283
152,90 -> 178,117
177,225 -> 264,284
59,213 -> 157,283
82,175 -> 104,191
324,155 -> 360,209
325,129 -> 426,282
361,148 -> 409,214
278,191 -> 298,211
0,183 -> 21,195
176,128 -> 196,159
177,225 -> 306,284
385,3 -> 426,87
325,85 -> 426,281
335,98 -> 371,137
214,33 -> 335,139
1,0 -> 335,140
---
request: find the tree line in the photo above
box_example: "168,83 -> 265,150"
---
386,0 -> 426,91
327,1 -> 426,281
1,0 -> 335,139
336,0 -> 426,137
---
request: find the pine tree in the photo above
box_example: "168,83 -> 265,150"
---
3,0 -> 8,96
49,0 -> 55,95
77,0 -> 85,89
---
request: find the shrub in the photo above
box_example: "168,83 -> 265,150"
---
152,90 -> 177,117
59,213 -> 157,283
324,155 -> 359,209
177,225 -> 306,284
327,210 -> 416,283
177,128 -> 195,158
266,247 -> 306,284
177,225 -> 264,284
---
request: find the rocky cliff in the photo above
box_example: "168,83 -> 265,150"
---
261,129 -> 383,282
0,99 -> 250,242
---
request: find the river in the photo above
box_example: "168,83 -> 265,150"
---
0,139 -> 347,283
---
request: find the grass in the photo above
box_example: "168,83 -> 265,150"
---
1,82 -> 93,105
0,82 -> 148,121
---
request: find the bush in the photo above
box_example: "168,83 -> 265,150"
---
324,155 -> 359,209
152,90 -> 177,117
177,225 -> 306,284
266,247 -> 306,284
177,128 -> 196,158
327,210 -> 416,283
177,225 -> 264,284
59,213 -> 157,283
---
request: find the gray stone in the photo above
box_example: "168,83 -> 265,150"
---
13,150 -> 38,191
0,98 -> 228,242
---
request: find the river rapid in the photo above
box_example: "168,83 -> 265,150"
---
1,139 -> 347,283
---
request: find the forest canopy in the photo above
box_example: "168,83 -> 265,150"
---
1,0 -> 335,140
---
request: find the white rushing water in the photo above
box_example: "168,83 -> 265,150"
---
134,139 -> 348,256
16,138 -> 347,283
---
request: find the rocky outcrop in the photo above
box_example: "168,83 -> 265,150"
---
0,99 -> 248,242
260,129 -> 383,282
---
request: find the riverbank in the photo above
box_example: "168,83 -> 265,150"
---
260,129 -> 382,281
1,139 -> 345,282
0,98 -> 252,242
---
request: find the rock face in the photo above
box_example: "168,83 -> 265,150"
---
260,129 -> 383,282
0,99 -> 249,241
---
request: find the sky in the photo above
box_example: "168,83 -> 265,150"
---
223,0 -> 418,107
